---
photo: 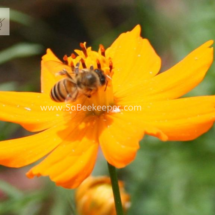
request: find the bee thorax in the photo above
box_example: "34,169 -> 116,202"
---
77,73 -> 99,89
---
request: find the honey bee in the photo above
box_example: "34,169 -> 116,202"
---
50,63 -> 107,102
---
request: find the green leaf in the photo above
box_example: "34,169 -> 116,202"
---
0,43 -> 43,64
0,180 -> 23,198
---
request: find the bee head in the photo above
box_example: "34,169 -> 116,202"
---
94,69 -> 106,85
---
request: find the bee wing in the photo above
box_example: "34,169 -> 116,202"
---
42,60 -> 74,79
63,79 -> 79,102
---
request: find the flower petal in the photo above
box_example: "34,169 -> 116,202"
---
98,112 -> 154,168
41,49 -> 72,94
121,96 -> 215,141
0,92 -> 67,132
117,40 -> 213,103
27,116 -> 99,189
0,122 -> 69,167
106,25 -> 161,96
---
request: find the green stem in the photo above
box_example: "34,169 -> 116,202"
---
107,162 -> 124,215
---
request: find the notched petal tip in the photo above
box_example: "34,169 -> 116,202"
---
42,48 -> 52,59
145,128 -> 169,141
42,48 -> 60,62
26,171 -> 35,179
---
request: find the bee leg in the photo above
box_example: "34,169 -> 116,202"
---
65,94 -> 72,102
74,62 -> 80,75
81,92 -> 91,98
104,75 -> 111,91
65,91 -> 79,102
104,81 -> 108,91
57,69 -> 73,78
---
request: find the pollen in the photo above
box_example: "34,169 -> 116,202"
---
99,44 -> 106,57
71,53 -> 76,59
96,59 -> 101,69
80,42 -> 88,58
63,55 -> 68,64
66,43 -> 115,115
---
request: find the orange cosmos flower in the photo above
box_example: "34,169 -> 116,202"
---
76,176 -> 130,215
0,25 -> 214,188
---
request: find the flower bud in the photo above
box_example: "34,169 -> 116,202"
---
75,176 -> 130,215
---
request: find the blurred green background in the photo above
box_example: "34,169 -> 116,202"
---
1,0 -> 215,215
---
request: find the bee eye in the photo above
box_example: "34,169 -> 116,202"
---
94,69 -> 106,85
100,75 -> 106,85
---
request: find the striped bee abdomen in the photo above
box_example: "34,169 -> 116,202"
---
50,79 -> 78,102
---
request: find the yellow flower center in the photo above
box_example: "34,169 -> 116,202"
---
65,43 -> 115,115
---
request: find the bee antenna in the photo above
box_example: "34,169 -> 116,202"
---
90,65 -> 94,71
106,75 -> 112,80
104,74 -> 111,92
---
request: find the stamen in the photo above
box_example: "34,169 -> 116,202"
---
109,58 -> 113,72
96,59 -> 101,69
80,43 -> 88,58
80,58 -> 87,68
99,44 -> 105,57
70,61 -> 75,71
71,53 -> 76,59
63,55 -> 68,64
